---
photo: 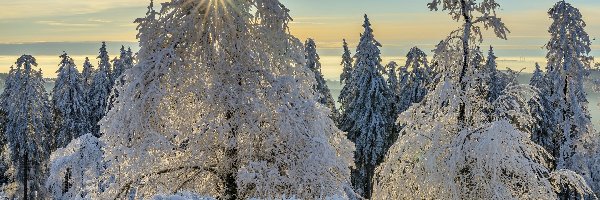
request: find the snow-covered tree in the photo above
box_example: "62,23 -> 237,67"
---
81,57 -> 95,97
372,1 -> 592,199
88,42 -> 113,137
97,0 -> 354,199
397,47 -> 433,113
530,63 -> 555,154
375,119 -> 594,199
111,46 -> 134,83
98,42 -> 113,85
337,15 -> 390,199
550,169 -> 598,199
426,0 -> 509,126
482,46 -> 507,102
304,38 -> 337,119
337,39 -> 355,127
1,55 -> 52,199
543,1 -> 600,195
45,133 -> 104,199
339,39 -> 353,85
52,53 -> 90,149
108,46 -> 135,112
0,66 -> 17,186
385,61 -> 401,120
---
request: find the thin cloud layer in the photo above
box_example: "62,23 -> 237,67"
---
0,0 -> 149,20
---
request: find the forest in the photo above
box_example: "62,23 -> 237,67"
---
0,0 -> 599,199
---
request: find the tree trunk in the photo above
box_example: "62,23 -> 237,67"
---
224,110 -> 238,200
23,150 -> 28,200
458,0 -> 472,126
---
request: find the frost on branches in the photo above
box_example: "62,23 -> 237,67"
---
372,0 -> 594,199
81,57 -> 95,98
111,46 -> 134,84
45,134 -> 104,199
337,15 -> 391,199
152,192 -> 216,200
1,55 -> 52,199
52,53 -> 90,149
339,39 -> 354,85
97,0 -> 353,199
304,38 -> 338,119
384,61 -> 400,127
550,169 -> 597,200
108,46 -> 135,112
337,39 -> 354,126
397,47 -> 434,114
530,63 -> 556,154
541,1 -> 600,195
88,42 -> 113,137
375,120 -> 560,199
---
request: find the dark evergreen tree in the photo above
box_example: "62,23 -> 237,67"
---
52,53 -> 90,148
338,15 -> 391,198
304,38 -> 338,119
2,55 -> 52,199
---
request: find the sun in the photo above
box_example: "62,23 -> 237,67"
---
200,0 -> 235,19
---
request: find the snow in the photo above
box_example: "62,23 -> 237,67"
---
95,0 -> 353,199
0,0 -> 598,199
337,14 -> 392,199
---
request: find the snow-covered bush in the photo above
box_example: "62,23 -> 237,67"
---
152,192 -> 216,200
45,134 -> 104,199
550,169 -> 597,199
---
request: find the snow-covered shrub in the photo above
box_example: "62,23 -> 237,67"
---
45,134 -> 104,199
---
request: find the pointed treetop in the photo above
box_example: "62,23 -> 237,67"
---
305,38 -> 321,73
57,52 -> 75,71
99,42 -> 107,53
405,47 -> 429,70
386,61 -> 398,70
340,38 -> 354,84
487,46 -> 497,59
16,55 -> 38,70
59,52 -> 70,63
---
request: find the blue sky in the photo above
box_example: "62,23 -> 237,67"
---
0,0 -> 599,78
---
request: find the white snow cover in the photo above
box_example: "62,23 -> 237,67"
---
45,134 -> 105,199
96,0 -> 354,199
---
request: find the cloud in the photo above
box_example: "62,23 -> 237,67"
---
88,19 -> 112,23
36,20 -> 99,27
0,0 -> 151,20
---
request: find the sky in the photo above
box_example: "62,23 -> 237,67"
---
1,0 -> 600,79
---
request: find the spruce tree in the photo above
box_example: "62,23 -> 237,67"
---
52,53 -> 90,148
338,15 -> 391,199
398,47 -> 433,113
482,46 -> 501,102
88,42 -> 113,137
530,63 -> 555,154
339,39 -> 353,85
338,39 -> 355,127
304,38 -> 338,119
81,57 -> 94,98
385,61 -> 400,119
543,1 -> 600,195
2,55 -> 52,199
